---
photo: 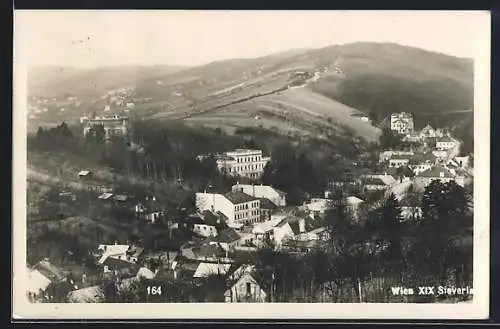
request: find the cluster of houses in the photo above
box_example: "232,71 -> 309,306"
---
28,113 -> 473,303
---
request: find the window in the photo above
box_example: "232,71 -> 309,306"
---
246,282 -> 251,294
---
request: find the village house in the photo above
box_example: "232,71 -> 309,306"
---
436,136 -> 456,150
195,190 -> 262,229
414,166 -> 464,188
403,132 -> 422,143
135,196 -> 165,223
181,240 -> 232,263
209,227 -> 242,251
258,198 -> 278,221
97,244 -> 144,264
187,213 -> 219,238
299,198 -> 330,217
77,170 -> 93,180
401,206 -> 424,222
193,262 -> 232,279
450,155 -> 470,169
360,174 -> 396,191
273,216 -> 304,247
389,154 -> 411,168
102,257 -> 140,279
408,152 -> 438,175
224,265 -> 267,303
390,112 -> 414,135
232,184 -> 287,207
420,124 -> 437,139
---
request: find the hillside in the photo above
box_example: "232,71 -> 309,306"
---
28,42 -> 474,146
28,65 -> 186,97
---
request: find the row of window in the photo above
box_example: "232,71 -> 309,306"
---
236,156 -> 261,163
235,211 -> 260,220
229,163 -> 264,172
235,202 -> 259,211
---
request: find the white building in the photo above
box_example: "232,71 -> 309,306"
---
436,136 -> 456,150
390,112 -> 414,135
389,154 -> 411,168
232,184 -> 286,207
80,114 -> 129,139
195,190 -> 262,229
414,166 -> 465,188
299,198 -> 331,217
214,149 -> 271,179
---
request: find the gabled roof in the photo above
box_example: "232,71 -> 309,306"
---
233,184 -> 286,197
346,196 -> 364,205
193,263 -> 231,278
259,198 -> 277,210
214,228 -> 241,243
418,166 -> 455,178
224,191 -> 258,204
32,260 -> 65,282
27,269 -> 52,294
200,210 -> 220,226
288,221 -> 301,235
194,242 -> 227,259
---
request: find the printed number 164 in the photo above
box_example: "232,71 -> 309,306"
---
147,286 -> 162,295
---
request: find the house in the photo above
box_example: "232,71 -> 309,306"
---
98,192 -> 114,200
403,132 -> 422,143
390,112 -> 414,134
420,124 -> 437,139
401,206 -> 423,221
414,166 -> 462,188
361,174 -> 396,191
436,136 -> 456,150
136,267 -> 156,280
408,152 -> 438,175
195,190 -> 262,229
299,198 -> 331,217
27,268 -> 52,301
251,216 -> 286,245
210,227 -> 242,251
258,198 -> 278,221
113,194 -> 129,202
102,257 -> 140,278
97,244 -> 143,264
389,154 -> 411,168
232,184 -> 287,207
225,266 -> 267,303
193,262 -> 232,279
67,285 -> 105,303
182,240 -> 231,263
453,156 -> 470,169
188,213 -> 218,238
273,216 -> 303,246
135,196 -> 165,223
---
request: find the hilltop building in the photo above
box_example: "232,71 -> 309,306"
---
210,149 -> 271,179
80,114 -> 130,139
390,112 -> 414,135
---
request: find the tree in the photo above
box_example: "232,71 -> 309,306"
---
419,180 -> 471,277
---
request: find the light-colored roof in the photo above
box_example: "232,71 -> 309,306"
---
418,166 -> 455,178
67,286 -> 104,303
232,184 -> 286,197
97,244 -> 130,264
98,193 -> 114,200
193,263 -> 231,278
252,217 -> 285,234
302,199 -> 330,212
78,170 -> 91,176
27,269 -> 52,294
137,267 -> 156,279
346,196 -> 364,205
224,190 -> 258,204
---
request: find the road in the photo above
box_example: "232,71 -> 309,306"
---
27,167 -> 88,191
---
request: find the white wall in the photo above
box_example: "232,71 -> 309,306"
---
195,193 -> 235,226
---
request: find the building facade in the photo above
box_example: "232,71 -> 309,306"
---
80,114 -> 130,139
195,191 -> 262,229
390,112 -> 415,135
215,149 -> 271,179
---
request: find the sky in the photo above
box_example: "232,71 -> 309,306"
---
15,10 -> 490,68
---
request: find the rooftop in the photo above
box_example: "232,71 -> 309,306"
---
437,136 -> 454,143
259,198 -> 278,210
213,228 -> 241,243
418,166 -> 455,178
224,190 -> 258,204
